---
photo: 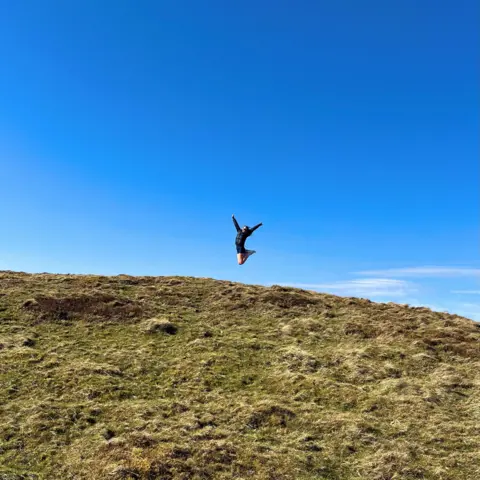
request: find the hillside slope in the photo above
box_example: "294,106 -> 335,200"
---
0,271 -> 479,479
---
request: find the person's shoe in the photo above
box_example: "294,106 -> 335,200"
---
246,250 -> 256,256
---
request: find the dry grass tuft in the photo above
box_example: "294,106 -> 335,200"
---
140,317 -> 178,335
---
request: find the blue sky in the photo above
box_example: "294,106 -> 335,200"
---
1,1 -> 478,319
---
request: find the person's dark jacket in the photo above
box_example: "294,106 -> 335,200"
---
233,216 -> 262,247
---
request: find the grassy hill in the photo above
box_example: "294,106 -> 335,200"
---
0,271 -> 479,480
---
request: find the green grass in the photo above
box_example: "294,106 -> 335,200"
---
0,271 -> 479,479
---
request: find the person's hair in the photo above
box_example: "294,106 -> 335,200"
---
243,225 -> 249,230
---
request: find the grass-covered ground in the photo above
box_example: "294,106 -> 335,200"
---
0,271 -> 479,479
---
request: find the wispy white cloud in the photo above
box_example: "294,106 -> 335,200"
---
356,266 -> 480,278
280,278 -> 416,298
452,290 -> 480,295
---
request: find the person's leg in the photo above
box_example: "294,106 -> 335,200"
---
236,244 -> 248,265
240,251 -> 255,264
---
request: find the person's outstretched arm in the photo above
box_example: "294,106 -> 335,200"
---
232,215 -> 241,232
250,222 -> 263,233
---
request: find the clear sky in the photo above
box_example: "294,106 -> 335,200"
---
1,1 -> 479,318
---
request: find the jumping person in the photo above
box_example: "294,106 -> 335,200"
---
232,214 -> 263,265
